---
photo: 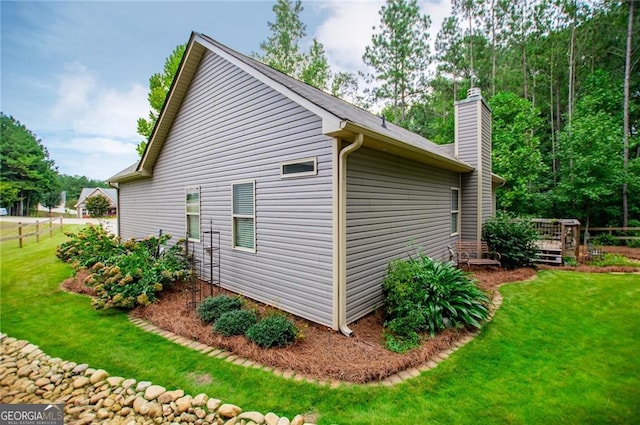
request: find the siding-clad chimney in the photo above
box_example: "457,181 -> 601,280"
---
455,88 -> 492,242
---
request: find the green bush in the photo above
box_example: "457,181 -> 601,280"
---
213,309 -> 258,336
482,212 -> 539,269
196,295 -> 243,323
592,233 -> 617,246
58,230 -> 189,310
56,225 -> 123,270
383,254 -> 490,352
246,315 -> 299,348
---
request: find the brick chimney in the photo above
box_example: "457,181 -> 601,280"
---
455,88 -> 492,242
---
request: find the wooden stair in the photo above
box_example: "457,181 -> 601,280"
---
534,247 -> 563,265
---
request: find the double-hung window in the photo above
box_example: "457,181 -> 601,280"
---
232,181 -> 255,251
186,186 -> 201,241
451,188 -> 460,235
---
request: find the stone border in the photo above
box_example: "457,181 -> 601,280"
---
0,333 -> 312,425
127,291 -> 504,387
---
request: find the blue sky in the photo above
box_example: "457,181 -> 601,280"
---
1,0 -> 451,180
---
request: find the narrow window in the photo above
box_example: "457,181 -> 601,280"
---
281,157 -> 317,178
186,186 -> 200,241
232,181 -> 255,251
451,188 -> 460,235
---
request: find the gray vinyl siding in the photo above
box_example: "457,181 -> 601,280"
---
118,50 -> 335,326
345,147 -> 459,323
481,105 -> 493,223
457,100 -> 480,240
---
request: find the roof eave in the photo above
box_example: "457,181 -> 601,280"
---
328,121 -> 475,173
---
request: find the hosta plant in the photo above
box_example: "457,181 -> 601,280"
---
383,253 -> 490,352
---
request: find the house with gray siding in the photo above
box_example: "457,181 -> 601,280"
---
109,32 -> 503,335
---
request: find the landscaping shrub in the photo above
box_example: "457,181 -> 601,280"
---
196,295 -> 243,323
383,254 -> 490,352
56,225 -> 123,270
246,315 -> 299,348
592,232 -> 617,247
213,309 -> 258,336
482,212 -> 539,269
57,230 -> 189,310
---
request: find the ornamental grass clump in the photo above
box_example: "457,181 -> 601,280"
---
57,229 -> 189,310
383,254 -> 490,352
213,309 -> 258,336
196,295 -> 243,323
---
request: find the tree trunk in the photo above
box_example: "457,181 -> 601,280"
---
622,0 -> 633,228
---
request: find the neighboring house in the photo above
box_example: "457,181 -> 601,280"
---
109,32 -> 504,335
75,188 -> 118,218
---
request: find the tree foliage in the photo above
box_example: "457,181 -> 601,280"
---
0,113 -> 58,216
85,195 -> 110,218
363,0 -> 432,125
136,44 -> 186,156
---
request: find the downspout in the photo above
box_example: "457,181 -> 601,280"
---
108,181 -> 120,238
337,132 -> 364,337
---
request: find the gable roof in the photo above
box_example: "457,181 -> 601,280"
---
75,187 -> 118,207
110,32 -> 473,183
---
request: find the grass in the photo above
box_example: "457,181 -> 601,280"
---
1,228 -> 639,424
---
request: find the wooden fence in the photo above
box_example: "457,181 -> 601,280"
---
0,218 -> 64,248
585,227 -> 640,242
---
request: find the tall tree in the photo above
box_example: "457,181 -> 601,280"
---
0,113 -> 59,216
622,0 -> 634,227
300,38 -> 331,90
255,0 -> 306,77
136,44 -> 186,156
490,92 -> 548,214
363,0 -> 432,125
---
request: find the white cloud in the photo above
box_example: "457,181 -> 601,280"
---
313,0 -> 452,74
47,62 -> 146,180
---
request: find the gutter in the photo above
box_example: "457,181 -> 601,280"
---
336,132 -> 364,337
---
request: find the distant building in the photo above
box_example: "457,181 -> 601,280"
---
75,188 -> 117,218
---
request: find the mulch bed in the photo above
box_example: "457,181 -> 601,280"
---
61,247 -> 639,384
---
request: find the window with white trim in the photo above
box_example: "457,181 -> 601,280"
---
281,157 -> 317,178
232,181 -> 255,251
186,186 -> 200,241
451,188 -> 460,235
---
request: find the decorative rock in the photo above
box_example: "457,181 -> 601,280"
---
218,403 -> 242,418
147,401 -> 162,418
107,376 -> 124,387
291,414 -> 305,425
265,412 -> 280,425
121,378 -> 136,389
133,396 -> 147,413
192,392 -> 208,407
89,369 -> 108,384
0,335 -> 315,425
144,384 -> 166,401
277,417 -> 291,425
239,411 -> 265,424
175,395 -> 192,413
136,381 -> 152,392
96,408 -> 110,419
194,407 -> 207,419
207,398 -> 221,411
158,389 -> 181,404
73,376 -> 90,389
34,377 -> 50,387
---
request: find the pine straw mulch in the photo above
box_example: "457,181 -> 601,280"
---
61,247 -> 639,384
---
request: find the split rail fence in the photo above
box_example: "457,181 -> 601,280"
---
0,218 -> 64,248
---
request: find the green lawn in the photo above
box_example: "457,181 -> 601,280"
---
1,229 -> 639,424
